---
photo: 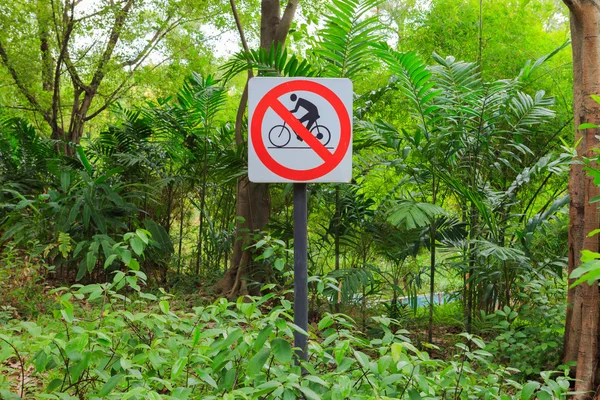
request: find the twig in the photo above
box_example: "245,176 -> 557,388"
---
0,336 -> 25,398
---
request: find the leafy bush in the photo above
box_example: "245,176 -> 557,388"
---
0,274 -> 573,399
483,279 -> 566,377
0,242 -> 51,319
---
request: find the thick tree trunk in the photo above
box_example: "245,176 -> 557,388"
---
215,0 -> 298,298
562,2 -> 600,398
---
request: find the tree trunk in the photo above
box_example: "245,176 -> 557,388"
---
562,1 -> 600,398
215,0 -> 298,298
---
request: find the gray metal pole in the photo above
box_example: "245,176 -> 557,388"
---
293,183 -> 308,363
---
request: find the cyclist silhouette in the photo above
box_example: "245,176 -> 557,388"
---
289,94 -> 321,141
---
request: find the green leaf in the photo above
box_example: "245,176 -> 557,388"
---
76,145 -> 93,175
130,237 -> 144,256
60,300 -> 74,323
391,342 -> 403,363
104,254 -> 117,269
520,381 -> 540,400
579,123 -> 600,130
86,251 -> 97,273
159,300 -> 169,314
588,229 -> 600,237
136,229 -> 150,245
32,350 -> 48,373
318,315 -> 333,330
536,390 -> 552,400
127,259 -> 140,271
113,271 -> 125,283
70,352 -> 91,382
46,379 -> 62,393
76,260 -> 87,281
270,338 -> 292,363
171,356 -> 188,379
192,326 -> 202,346
60,171 -> 71,192
274,258 -> 285,271
247,347 -> 271,377
98,374 -> 123,397
408,388 -> 422,400
196,368 -> 218,389
388,200 -> 446,229
581,249 -> 600,263
253,326 -> 273,352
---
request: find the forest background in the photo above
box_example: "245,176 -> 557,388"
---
1,0 -> 598,398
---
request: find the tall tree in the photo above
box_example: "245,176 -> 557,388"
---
562,0 -> 600,397
0,0 -> 198,154
215,0 -> 298,297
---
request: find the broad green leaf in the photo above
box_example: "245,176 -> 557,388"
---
520,381 -> 539,400
247,347 -> 271,377
270,338 -> 292,363
98,374 -> 123,397
391,342 -> 403,363
171,356 -> 188,379
159,300 -> 170,314
253,326 -> 273,352
130,237 -> 144,256
46,379 -> 62,393
408,388 -> 422,400
196,368 -> 218,389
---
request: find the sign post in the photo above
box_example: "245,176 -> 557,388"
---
293,183 -> 308,361
248,77 -> 352,363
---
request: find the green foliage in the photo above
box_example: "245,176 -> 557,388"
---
315,0 -> 383,79
0,242 -> 50,319
484,279 -> 567,378
0,277 -> 574,399
221,44 -> 317,82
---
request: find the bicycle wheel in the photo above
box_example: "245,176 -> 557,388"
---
268,125 -> 291,148
311,125 -> 331,146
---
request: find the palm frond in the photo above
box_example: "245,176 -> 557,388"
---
324,267 -> 375,304
387,200 -> 446,230
374,44 -> 441,137
509,90 -> 555,135
220,43 -> 317,83
473,239 -> 528,263
314,0 -> 383,79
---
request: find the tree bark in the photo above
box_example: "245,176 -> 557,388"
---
215,0 -> 298,298
562,1 -> 600,398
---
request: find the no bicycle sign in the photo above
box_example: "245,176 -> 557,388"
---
248,77 -> 353,183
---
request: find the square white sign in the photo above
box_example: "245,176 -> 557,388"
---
248,77 -> 353,183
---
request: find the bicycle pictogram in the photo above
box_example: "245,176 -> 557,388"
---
268,121 -> 331,148
267,93 -> 332,148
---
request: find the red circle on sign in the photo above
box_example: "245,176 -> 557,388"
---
251,80 -> 351,181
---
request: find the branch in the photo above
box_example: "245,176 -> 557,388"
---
230,0 -> 253,145
275,0 -> 299,45
1,105 -> 40,112
89,0 -> 135,91
230,0 -> 250,52
121,15 -> 182,67
51,0 -> 77,133
83,23 -> 178,122
64,49 -> 89,92
0,40 -> 48,120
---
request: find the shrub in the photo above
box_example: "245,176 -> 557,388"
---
0,273 -> 573,399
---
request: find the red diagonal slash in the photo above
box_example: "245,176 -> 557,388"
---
269,100 -> 334,163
